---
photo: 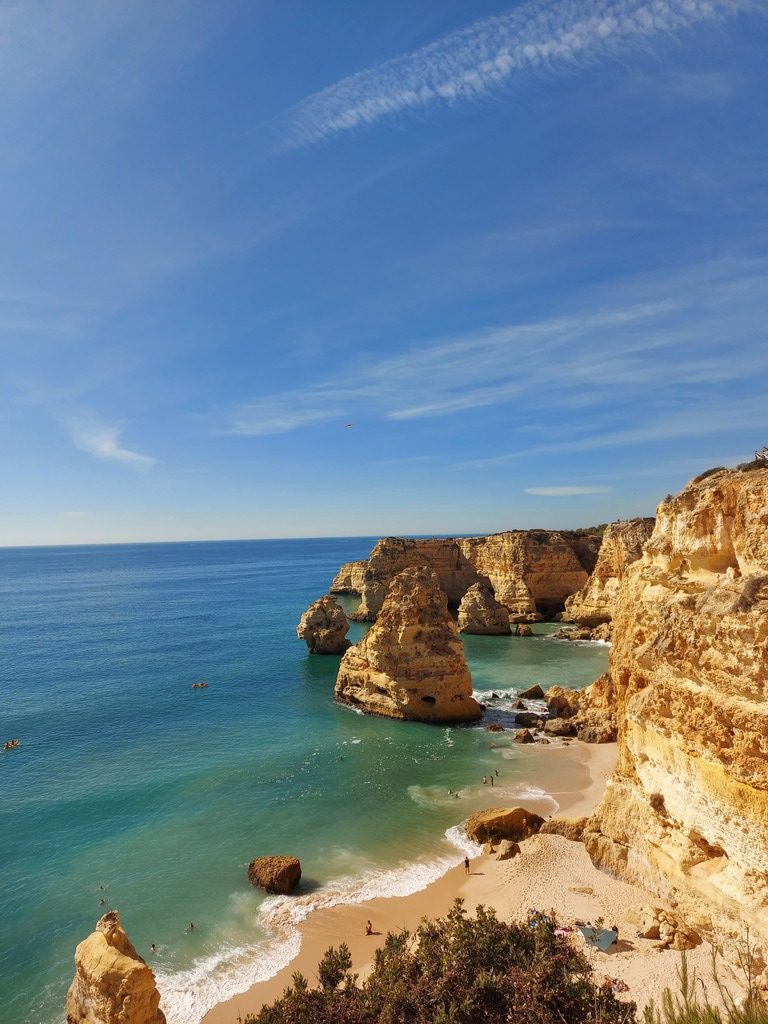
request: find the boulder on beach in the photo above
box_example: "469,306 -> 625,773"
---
484,723 -> 505,732
465,807 -> 545,845
296,596 -> 351,654
539,816 -> 589,842
518,684 -> 544,700
248,855 -> 302,894
66,911 -> 165,1024
514,711 -> 542,728
495,839 -> 521,861
543,717 -> 577,737
514,728 -> 535,744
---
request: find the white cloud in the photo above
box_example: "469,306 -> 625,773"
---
280,0 -> 760,146
525,486 -> 612,496
69,421 -> 156,470
228,254 -> 768,441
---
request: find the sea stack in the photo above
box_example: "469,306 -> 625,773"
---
296,595 -> 351,654
335,566 -> 482,723
66,911 -> 165,1024
583,464 -> 768,962
457,582 -> 511,634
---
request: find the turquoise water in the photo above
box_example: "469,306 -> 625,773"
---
0,540 -> 608,1024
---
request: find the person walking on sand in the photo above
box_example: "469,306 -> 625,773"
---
464,856 -> 470,875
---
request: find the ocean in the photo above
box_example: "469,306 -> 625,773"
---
0,539 -> 609,1024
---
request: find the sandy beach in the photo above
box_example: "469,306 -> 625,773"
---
203,740 -> 744,1023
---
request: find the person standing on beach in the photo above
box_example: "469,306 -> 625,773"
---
464,856 -> 470,875
482,776 -> 487,785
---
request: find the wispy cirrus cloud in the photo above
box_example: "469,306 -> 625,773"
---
525,486 -> 612,496
228,254 -> 768,442
280,0 -> 760,147
69,419 -> 156,470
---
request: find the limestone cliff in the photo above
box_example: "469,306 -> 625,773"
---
337,531 -> 601,622
457,582 -> 511,634
335,566 -> 482,723
66,911 -> 165,1024
563,517 -> 654,625
583,465 -> 768,963
329,560 -> 368,594
296,596 -> 350,654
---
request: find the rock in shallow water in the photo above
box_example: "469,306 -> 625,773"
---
334,566 -> 482,723
296,596 -> 350,654
457,582 -> 511,634
248,855 -> 302,894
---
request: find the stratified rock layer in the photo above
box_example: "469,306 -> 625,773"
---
583,465 -> 768,964
329,561 -> 368,594
335,531 -> 601,621
66,911 -> 165,1024
335,567 -> 482,723
296,596 -> 350,654
457,582 -> 511,634
563,518 -> 655,625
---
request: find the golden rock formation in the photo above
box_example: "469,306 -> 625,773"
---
329,560 -> 368,594
66,911 -> 165,1024
457,581 -> 511,634
336,531 -> 600,622
464,806 -> 545,844
296,595 -> 351,654
563,517 -> 654,625
334,566 -> 482,723
583,465 -> 768,964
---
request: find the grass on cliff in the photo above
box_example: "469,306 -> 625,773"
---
242,899 -> 636,1024
644,950 -> 768,1024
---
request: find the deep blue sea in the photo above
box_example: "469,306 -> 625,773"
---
0,539 -> 608,1024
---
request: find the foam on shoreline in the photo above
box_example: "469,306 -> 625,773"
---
156,825 -> 486,1023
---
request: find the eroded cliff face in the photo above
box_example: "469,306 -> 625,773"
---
563,518 -> 655,625
329,560 -> 368,594
66,911 -> 165,1024
339,531 -> 600,622
583,466 -> 768,963
335,566 -> 482,723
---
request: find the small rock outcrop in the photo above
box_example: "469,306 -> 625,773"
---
248,855 -> 302,894
457,582 -> 511,634
626,906 -> 701,951
296,596 -> 351,654
514,728 -> 535,744
563,518 -> 654,626
545,675 -> 617,743
66,911 -> 165,1024
518,684 -> 544,700
465,807 -> 545,844
495,840 -> 521,860
335,567 -> 482,723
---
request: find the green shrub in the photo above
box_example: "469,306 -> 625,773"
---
244,899 -> 636,1024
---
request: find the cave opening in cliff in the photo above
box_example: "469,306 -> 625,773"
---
535,598 -> 566,619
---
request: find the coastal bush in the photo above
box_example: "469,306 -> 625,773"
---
244,899 -> 636,1024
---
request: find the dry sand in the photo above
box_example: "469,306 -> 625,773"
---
203,741 -> 743,1023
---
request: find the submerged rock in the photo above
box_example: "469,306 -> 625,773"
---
66,911 -> 165,1024
457,582 -> 511,634
335,567 -> 482,724
248,855 -> 302,895
296,596 -> 351,654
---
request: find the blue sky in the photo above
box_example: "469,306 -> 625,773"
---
1,0 -> 767,545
